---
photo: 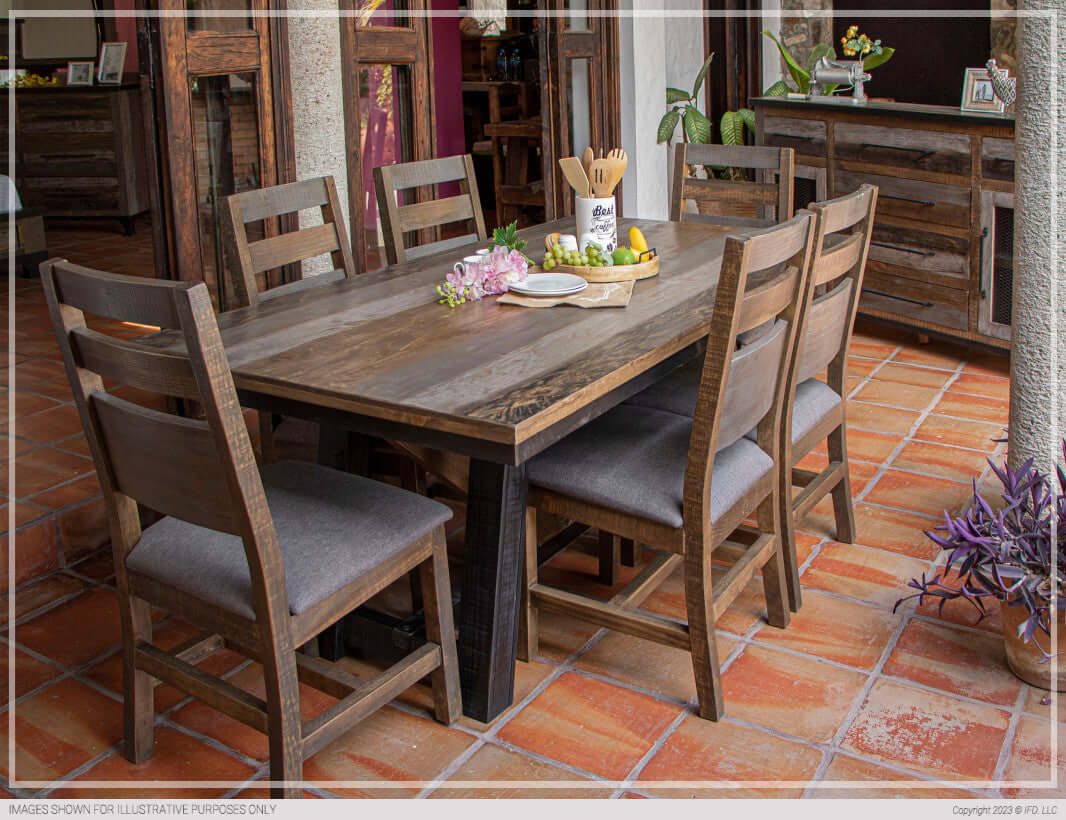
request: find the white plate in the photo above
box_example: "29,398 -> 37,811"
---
508,273 -> 588,297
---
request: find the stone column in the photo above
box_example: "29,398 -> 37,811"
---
286,0 -> 350,275
1010,0 -> 1066,475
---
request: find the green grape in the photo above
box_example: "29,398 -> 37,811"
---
544,258 -> 554,270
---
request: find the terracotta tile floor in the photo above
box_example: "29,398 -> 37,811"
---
3,222 -> 1064,799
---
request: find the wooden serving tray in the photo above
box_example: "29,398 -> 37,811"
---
533,255 -> 659,283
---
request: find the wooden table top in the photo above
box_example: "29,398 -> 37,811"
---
146,217 -> 731,464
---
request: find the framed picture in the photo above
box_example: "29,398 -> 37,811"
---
961,67 -> 1005,114
66,61 -> 94,86
97,41 -> 127,85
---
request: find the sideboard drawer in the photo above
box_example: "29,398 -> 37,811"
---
982,137 -> 1014,183
861,268 -> 969,331
834,122 -> 971,177
867,223 -> 970,285
836,170 -> 970,229
761,115 -> 826,163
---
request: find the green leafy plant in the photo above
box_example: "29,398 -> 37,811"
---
658,53 -> 715,145
762,28 -> 894,96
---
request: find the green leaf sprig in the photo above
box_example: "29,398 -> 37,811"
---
491,221 -> 533,263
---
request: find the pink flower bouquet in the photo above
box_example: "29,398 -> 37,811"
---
438,246 -> 529,307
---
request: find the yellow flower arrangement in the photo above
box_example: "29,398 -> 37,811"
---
841,25 -> 884,60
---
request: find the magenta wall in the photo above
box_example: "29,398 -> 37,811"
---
431,0 -> 464,195
112,0 -> 139,74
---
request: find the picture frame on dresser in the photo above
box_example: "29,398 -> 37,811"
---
961,68 -> 1005,114
97,42 -> 127,85
66,61 -> 93,86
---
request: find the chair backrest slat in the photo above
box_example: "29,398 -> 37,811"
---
796,279 -> 853,383
405,233 -> 481,261
70,327 -> 201,400
796,184 -> 878,389
93,393 -> 240,534
246,222 -> 343,275
257,269 -> 348,302
224,176 -> 357,308
51,263 -> 182,329
671,143 -> 794,229
811,230 -> 864,286
717,320 -> 789,448
396,196 -> 478,233
374,154 -> 489,265
235,177 -> 331,222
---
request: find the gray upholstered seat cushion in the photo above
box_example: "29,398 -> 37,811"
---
528,405 -> 773,528
790,378 -> 843,443
624,359 -> 702,418
126,460 -> 452,620
742,377 -> 842,445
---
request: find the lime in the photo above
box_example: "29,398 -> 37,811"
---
612,247 -> 637,266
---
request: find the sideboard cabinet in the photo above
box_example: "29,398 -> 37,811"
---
3,84 -> 149,234
752,97 -> 1015,348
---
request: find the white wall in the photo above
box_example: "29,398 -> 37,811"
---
620,0 -> 706,220
619,0 -> 670,219
760,0 -> 784,93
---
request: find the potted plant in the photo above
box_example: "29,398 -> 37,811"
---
656,54 -> 768,216
895,441 -> 1066,691
762,26 -> 894,98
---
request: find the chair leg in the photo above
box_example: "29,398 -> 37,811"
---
258,410 -> 276,464
684,550 -> 725,720
827,425 -> 856,544
517,507 -> 539,663
121,595 -> 154,763
780,458 -> 803,613
420,529 -> 462,724
758,492 -> 791,630
262,638 -> 303,799
597,530 -> 621,586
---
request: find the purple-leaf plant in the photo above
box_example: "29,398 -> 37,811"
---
895,440 -> 1066,659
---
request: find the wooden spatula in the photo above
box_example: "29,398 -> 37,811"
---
559,156 -> 591,198
581,146 -> 595,185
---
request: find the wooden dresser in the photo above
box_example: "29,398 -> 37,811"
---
3,84 -> 149,234
753,97 -> 1015,348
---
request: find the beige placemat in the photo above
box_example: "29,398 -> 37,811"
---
498,280 -> 634,308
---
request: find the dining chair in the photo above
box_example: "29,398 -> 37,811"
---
670,143 -> 795,229
373,154 -> 489,265
41,259 -> 461,798
621,184 -> 878,611
222,176 -> 358,464
775,183 -> 878,609
518,212 -> 817,720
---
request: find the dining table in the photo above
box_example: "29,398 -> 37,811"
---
143,215 -> 733,723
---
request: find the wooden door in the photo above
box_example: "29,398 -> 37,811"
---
340,0 -> 435,271
144,0 -> 292,309
539,0 -> 620,218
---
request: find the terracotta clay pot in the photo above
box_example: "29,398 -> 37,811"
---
1000,600 -> 1066,691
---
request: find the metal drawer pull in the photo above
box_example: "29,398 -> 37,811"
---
862,287 -> 935,307
860,142 -> 935,162
871,240 -> 935,257
880,193 -> 936,206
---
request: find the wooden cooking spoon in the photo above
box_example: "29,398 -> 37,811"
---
581,146 -> 595,185
588,159 -> 613,198
558,156 -> 591,198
